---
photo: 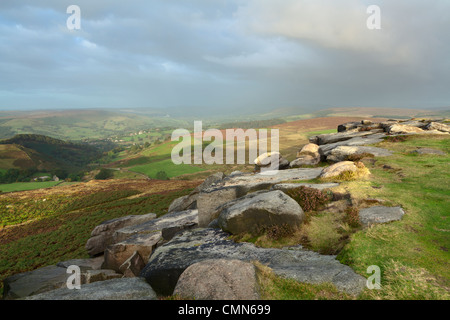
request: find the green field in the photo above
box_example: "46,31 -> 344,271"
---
0,181 -> 61,193
129,159 -> 207,179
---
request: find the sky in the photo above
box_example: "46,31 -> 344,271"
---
0,0 -> 449,112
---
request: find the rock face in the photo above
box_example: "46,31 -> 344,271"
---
271,183 -> 339,192
25,278 -> 157,300
217,190 -> 305,234
140,228 -> 366,297
425,122 -> 450,133
387,124 -> 425,134
104,209 -> 199,272
85,213 -> 157,256
173,259 -> 260,300
320,161 -> 358,179
359,206 -> 405,227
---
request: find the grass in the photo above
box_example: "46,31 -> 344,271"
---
335,134 -> 450,299
255,262 -> 352,300
130,159 -> 207,179
0,181 -> 61,193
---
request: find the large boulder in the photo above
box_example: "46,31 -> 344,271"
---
217,190 -> 304,234
320,161 -> 358,179
424,122 -> 450,133
290,143 -> 322,168
103,233 -> 160,272
254,152 -> 290,171
25,278 -> 157,300
387,124 -> 425,134
173,259 -> 260,300
315,130 -> 382,145
140,228 -> 366,297
359,206 -> 405,227
197,186 -> 247,227
318,133 -> 387,155
271,182 -> 339,192
85,213 -> 157,256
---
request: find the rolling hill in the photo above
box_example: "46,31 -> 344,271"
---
0,134 -> 101,173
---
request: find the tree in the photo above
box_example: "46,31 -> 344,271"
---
155,170 -> 169,180
95,168 -> 114,180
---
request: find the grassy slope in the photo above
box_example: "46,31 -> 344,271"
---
335,135 -> 450,299
0,179 -> 200,295
0,181 -> 61,193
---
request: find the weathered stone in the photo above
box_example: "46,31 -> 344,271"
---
411,148 -> 446,155
83,269 -> 122,284
85,213 -> 157,256
319,133 -> 387,155
3,265 -> 68,300
56,256 -> 104,272
254,152 -> 290,170
359,206 -> 405,227
425,122 -> 450,133
337,122 -> 361,132
119,251 -> 146,277
113,209 -> 198,243
289,155 -> 320,167
25,278 -> 157,300
162,222 -> 198,241
217,190 -> 304,234
297,143 -> 321,157
194,172 -> 225,193
326,146 -> 393,162
271,182 -> 339,192
221,167 -> 324,189
316,130 -> 381,145
197,186 -> 247,227
387,124 -> 425,134
173,259 -> 260,300
168,194 -> 197,213
320,161 -> 358,179
103,233 -> 161,272
140,228 -> 366,296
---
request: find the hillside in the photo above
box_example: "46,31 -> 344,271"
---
0,134 -> 101,173
0,118 -> 448,300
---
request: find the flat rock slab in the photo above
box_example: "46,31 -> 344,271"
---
271,183 -> 339,192
3,265 -> 68,300
25,278 -> 157,300
319,133 -> 387,155
326,146 -> 393,162
140,228 -> 366,297
217,190 -> 304,234
113,209 -> 198,243
221,168 -> 324,188
411,148 -> 446,155
359,206 -> 405,227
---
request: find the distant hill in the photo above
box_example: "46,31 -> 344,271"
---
0,109 -> 189,141
0,134 -> 101,172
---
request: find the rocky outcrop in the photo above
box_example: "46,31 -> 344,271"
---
140,228 -> 366,297
85,213 -> 157,256
217,190 -> 305,234
359,206 -> 405,227
173,259 -> 260,300
25,278 -> 157,300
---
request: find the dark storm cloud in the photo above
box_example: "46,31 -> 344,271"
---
0,0 -> 449,111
